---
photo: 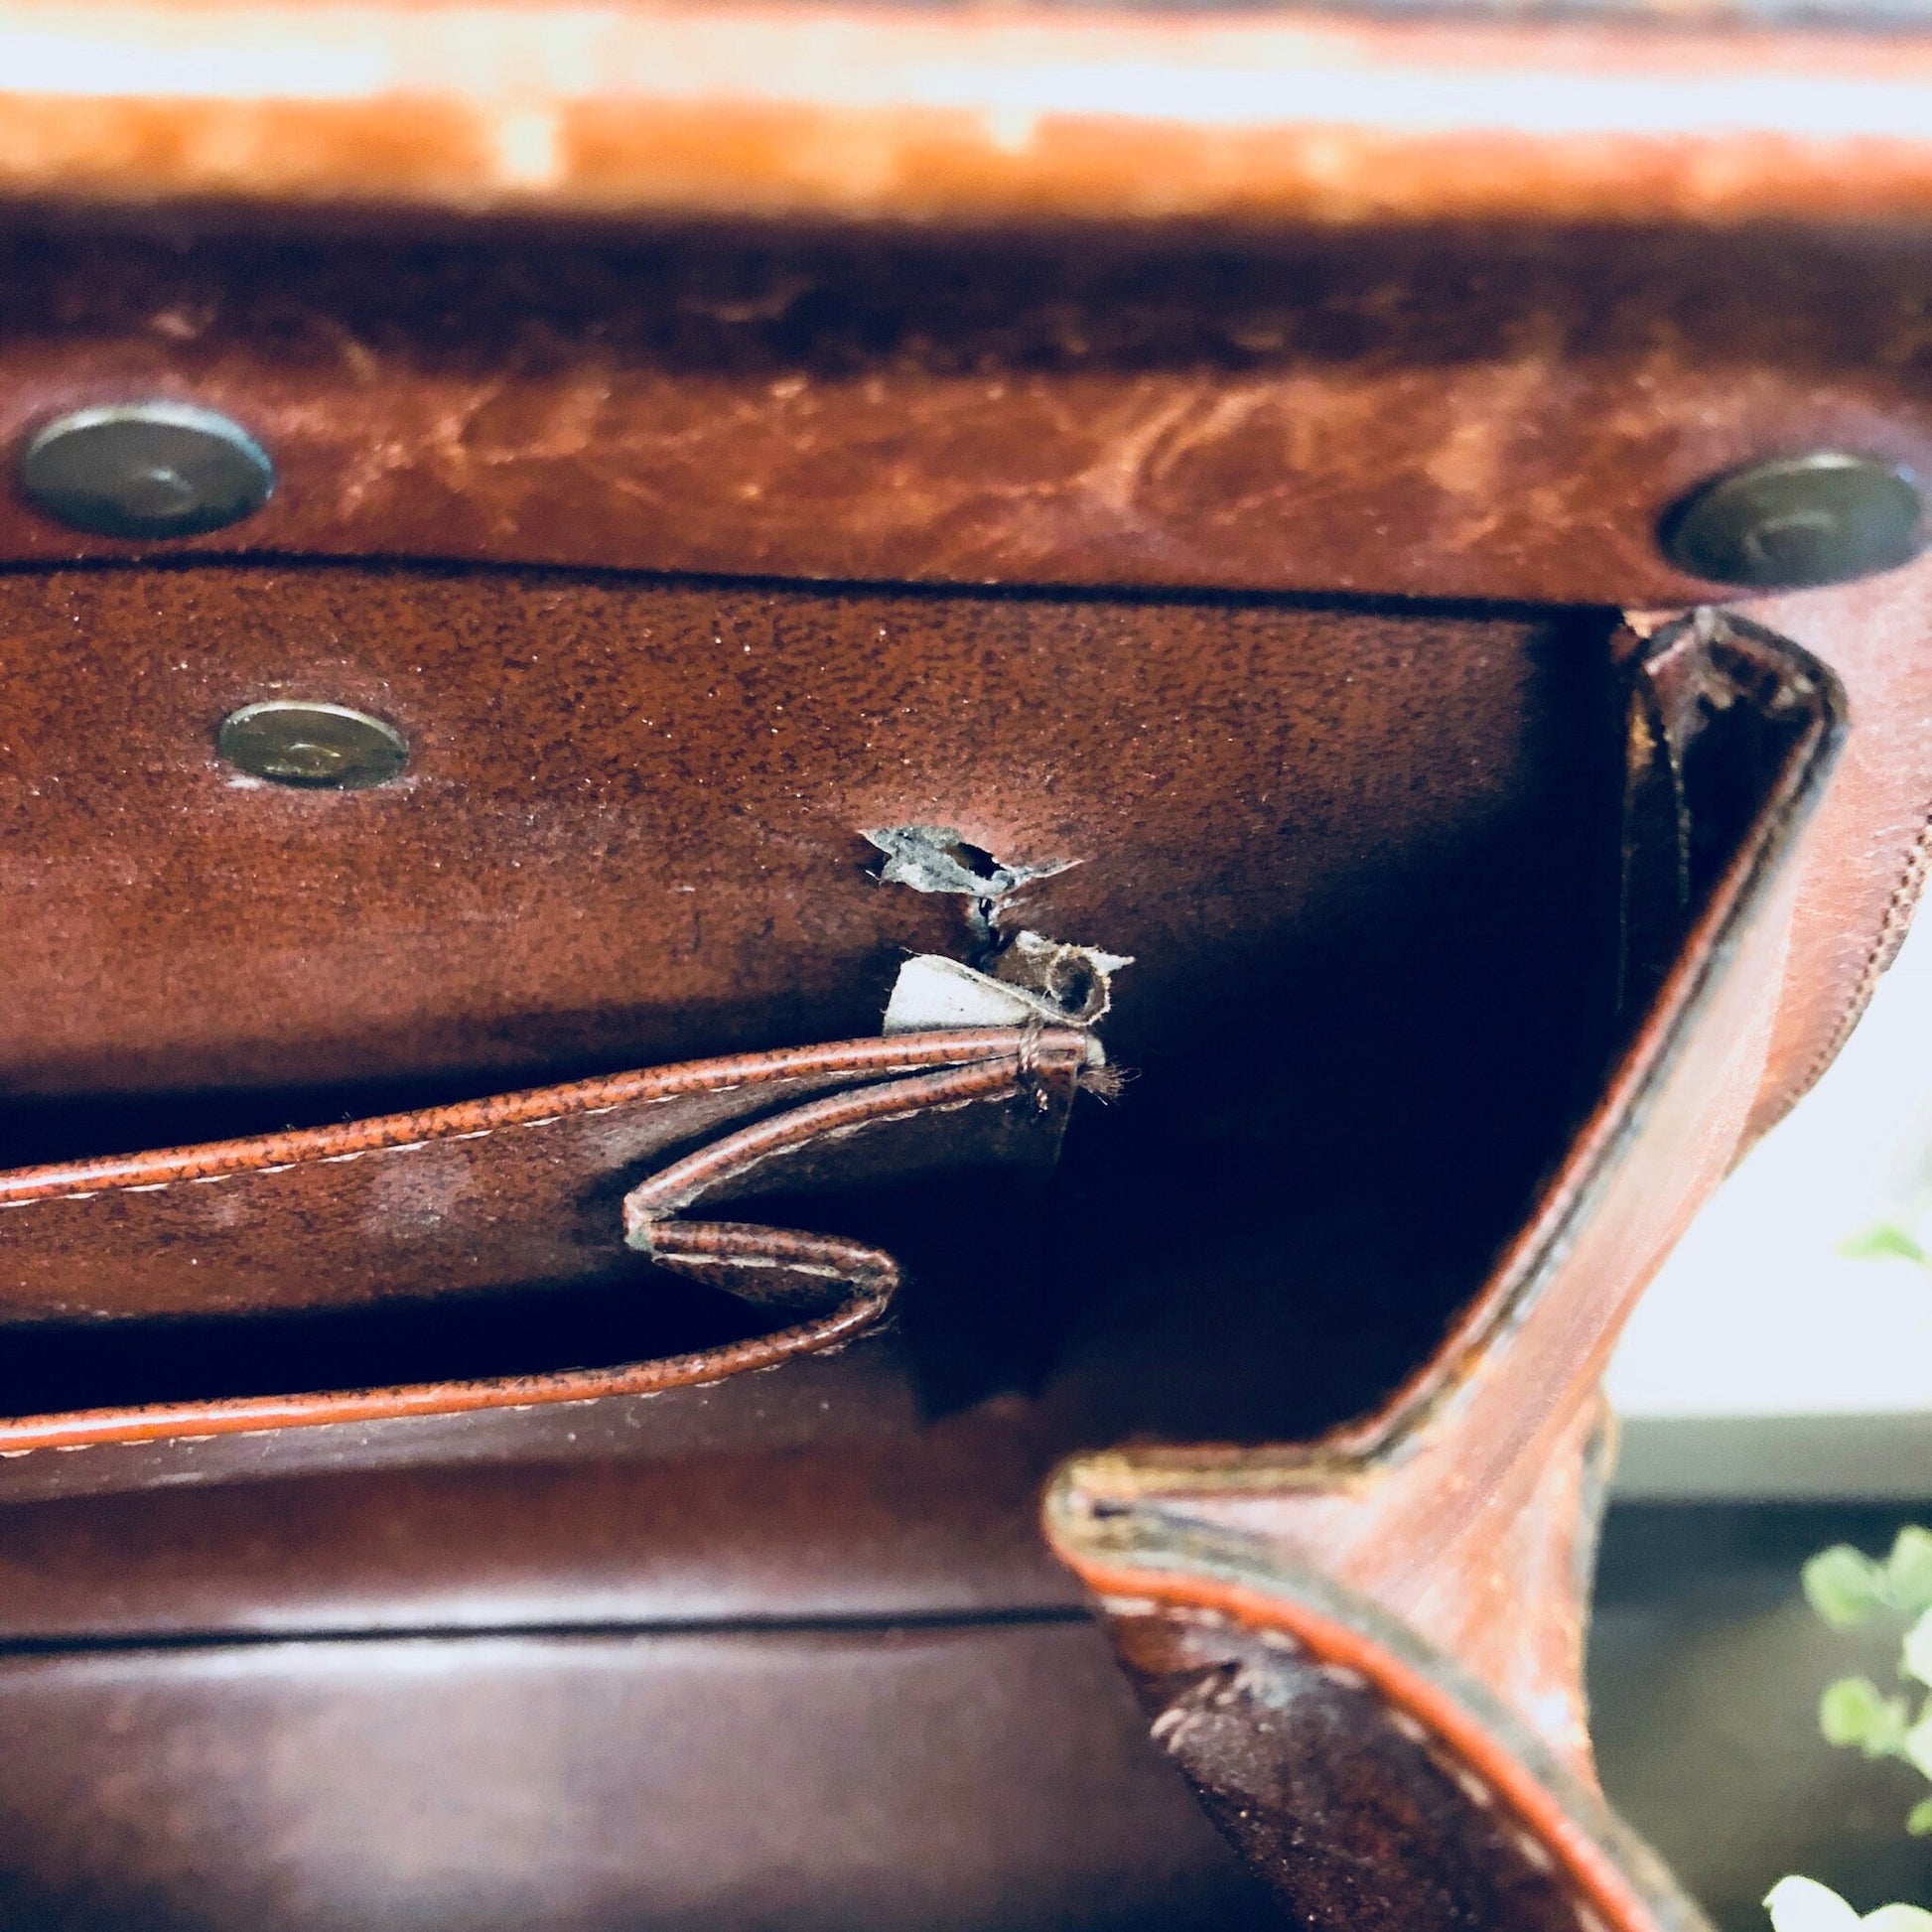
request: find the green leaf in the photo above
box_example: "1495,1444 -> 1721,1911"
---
1886,1532 -> 1932,1617
1821,1677 -> 1911,1756
1839,1224 -> 1929,1266
1903,1610 -> 1932,1688
1819,1677 -> 1885,1747
1907,1798 -> 1932,1838
1809,1547 -> 1888,1628
1766,1877 -> 1863,1932
1903,1710 -> 1932,1780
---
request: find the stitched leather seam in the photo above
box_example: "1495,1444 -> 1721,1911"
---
0,1096 -> 676,1210
633,1089 -> 1003,1224
0,1048 -> 1074,1451
1790,796 -> 1932,1113
0,1038 -> 1063,1211
622,1047 -> 1078,1233
0,1030 -> 1041,1205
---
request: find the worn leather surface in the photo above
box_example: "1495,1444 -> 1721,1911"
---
0,225 -> 1925,615
0,560 -> 1614,1108
0,556 -> 1626,1514
1080,1538 -> 1702,1932
0,560 -> 1640,1927
0,176 -> 1907,1931
0,221 -> 1923,1138
0,1029 -> 1084,1447
1112,1609 -> 1631,1932
0,1033 -> 1069,1324
0,605 -> 1825,1932
1735,559 -> 1932,1131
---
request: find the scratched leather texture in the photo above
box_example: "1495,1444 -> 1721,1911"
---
0,225 -> 1925,611
1109,1610 -> 1611,1932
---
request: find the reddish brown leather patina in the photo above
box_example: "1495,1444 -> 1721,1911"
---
1042,616 -> 1842,1932
0,11 -> 1923,1922
0,1033 -> 1070,1320
0,562 -> 1612,1104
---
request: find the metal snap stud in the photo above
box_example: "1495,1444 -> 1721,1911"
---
19,402 -> 275,539
218,703 -> 408,790
1662,453 -> 1924,589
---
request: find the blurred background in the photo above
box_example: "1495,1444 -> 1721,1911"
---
1593,903 -> 1932,1930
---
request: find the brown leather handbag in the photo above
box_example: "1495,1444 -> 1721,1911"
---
0,6 -> 1926,1928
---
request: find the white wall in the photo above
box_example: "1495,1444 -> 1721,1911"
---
1607,894 -> 1932,1487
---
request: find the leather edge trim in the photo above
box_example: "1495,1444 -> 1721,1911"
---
1042,1500 -> 1713,1932
0,1029 -> 1049,1202
1055,608 -> 1847,1497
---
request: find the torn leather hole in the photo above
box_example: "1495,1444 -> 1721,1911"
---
863,823 -> 1075,920
866,824 -> 1132,1043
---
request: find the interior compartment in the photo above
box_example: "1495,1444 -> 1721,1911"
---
0,561 -> 1640,1444
0,575 -> 1829,1932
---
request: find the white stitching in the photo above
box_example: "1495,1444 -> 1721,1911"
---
1384,1709 -> 1431,1746
1511,1829 -> 1557,1874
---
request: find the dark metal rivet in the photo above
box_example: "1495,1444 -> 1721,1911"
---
20,403 -> 274,539
1663,453 -> 1924,589
218,703 -> 408,790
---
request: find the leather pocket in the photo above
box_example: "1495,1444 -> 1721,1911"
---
0,1029 -> 1086,1448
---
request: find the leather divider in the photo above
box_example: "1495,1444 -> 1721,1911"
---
0,1025 -> 1086,1451
623,1047 -> 1083,1308
1045,610 -> 1845,1932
